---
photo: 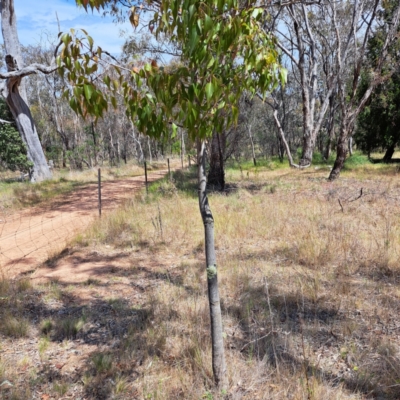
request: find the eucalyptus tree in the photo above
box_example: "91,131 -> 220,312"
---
265,0 -> 400,176
328,0 -> 400,180
59,0 -> 285,388
266,1 -> 345,167
0,0 -> 57,181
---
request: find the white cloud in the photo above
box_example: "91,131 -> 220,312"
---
8,0 -> 132,54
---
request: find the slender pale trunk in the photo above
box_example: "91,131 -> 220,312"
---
273,109 -> 299,168
348,136 -> 353,156
197,140 -> 227,389
248,124 -> 256,166
108,127 -> 114,165
147,136 -> 152,163
0,0 -> 51,181
129,120 -> 144,163
324,96 -> 336,161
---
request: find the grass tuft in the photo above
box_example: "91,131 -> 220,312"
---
92,353 -> 113,375
55,316 -> 86,340
0,314 -> 29,338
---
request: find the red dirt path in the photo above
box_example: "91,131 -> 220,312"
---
0,169 -> 168,279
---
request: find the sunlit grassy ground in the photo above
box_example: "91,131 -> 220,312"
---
1,153 -> 400,399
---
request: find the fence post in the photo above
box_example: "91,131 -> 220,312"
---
98,168 -> 102,217
144,161 -> 148,194
167,158 -> 171,181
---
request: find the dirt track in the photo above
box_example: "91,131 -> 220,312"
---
0,169 -> 168,279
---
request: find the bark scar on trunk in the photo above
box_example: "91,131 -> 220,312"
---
5,54 -> 18,71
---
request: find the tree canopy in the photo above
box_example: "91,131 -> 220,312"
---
59,0 -> 286,142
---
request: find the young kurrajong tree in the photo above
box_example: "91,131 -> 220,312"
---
59,0 -> 285,388
0,0 -> 55,181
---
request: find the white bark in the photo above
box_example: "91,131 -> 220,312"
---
272,108 -> 300,168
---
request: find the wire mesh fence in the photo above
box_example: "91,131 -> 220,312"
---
0,167 -> 170,279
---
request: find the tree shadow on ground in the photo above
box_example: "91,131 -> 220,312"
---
368,157 -> 400,164
36,249 -> 200,296
0,267 -> 182,399
224,280 -> 400,399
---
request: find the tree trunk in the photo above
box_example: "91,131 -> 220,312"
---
197,140 -> 227,390
0,0 -> 51,182
300,132 -> 314,166
324,118 -> 335,161
62,146 -> 66,168
129,120 -> 144,163
116,140 -> 120,165
348,136 -> 353,156
122,130 -> 128,164
383,141 -> 397,162
329,124 -> 349,181
207,131 -> 225,190
248,124 -> 257,166
272,109 -> 299,168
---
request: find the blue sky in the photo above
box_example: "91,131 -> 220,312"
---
11,0 -> 132,54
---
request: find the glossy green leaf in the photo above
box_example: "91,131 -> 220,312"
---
84,84 -> 94,101
171,123 -> 178,138
205,82 -> 215,101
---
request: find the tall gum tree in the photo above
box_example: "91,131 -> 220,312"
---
328,0 -> 400,180
60,0 -> 286,388
0,0 -> 56,181
267,2 -> 343,167
266,0 -> 400,171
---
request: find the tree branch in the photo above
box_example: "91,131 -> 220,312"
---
0,63 -> 57,79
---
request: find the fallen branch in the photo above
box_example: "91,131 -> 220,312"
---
348,188 -> 363,202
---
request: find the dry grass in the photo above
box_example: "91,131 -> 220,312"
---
1,162 -> 400,399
